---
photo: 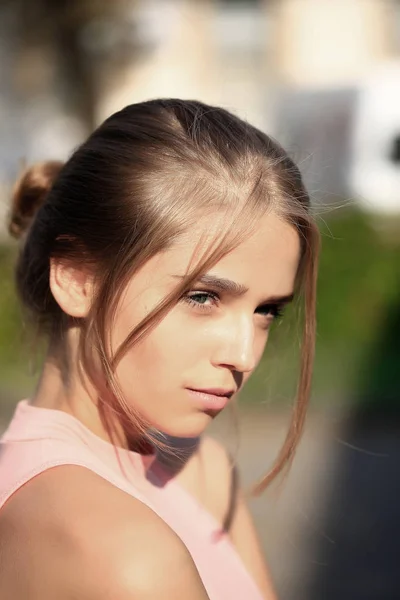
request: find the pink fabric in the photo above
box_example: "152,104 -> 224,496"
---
0,401 -> 264,599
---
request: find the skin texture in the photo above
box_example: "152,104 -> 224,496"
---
35,211 -> 300,441
0,466 -> 210,600
1,211 -> 300,598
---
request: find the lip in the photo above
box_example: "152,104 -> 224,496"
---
192,387 -> 235,397
186,387 -> 235,412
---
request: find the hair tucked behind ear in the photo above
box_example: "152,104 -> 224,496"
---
8,161 -> 64,239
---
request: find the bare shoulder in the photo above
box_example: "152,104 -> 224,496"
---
176,435 -> 236,527
0,465 -> 209,599
197,435 -> 232,473
197,435 -> 234,494
180,437 -> 278,599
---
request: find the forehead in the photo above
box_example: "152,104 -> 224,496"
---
209,212 -> 300,296
144,212 -> 301,297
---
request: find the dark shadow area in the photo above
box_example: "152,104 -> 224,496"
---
306,287 -> 400,599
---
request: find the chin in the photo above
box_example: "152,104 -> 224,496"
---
152,411 -> 212,441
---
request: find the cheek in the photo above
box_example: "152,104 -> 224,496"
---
115,309 -> 203,383
144,312 -> 215,374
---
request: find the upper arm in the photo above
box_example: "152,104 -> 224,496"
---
0,465 -> 209,600
196,436 -> 277,600
79,503 -> 210,600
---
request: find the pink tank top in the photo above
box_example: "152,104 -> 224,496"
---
0,401 -> 264,599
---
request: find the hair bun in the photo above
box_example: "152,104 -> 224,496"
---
8,160 -> 64,239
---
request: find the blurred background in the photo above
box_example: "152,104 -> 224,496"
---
0,0 -> 399,598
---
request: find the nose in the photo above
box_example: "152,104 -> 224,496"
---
212,313 -> 257,374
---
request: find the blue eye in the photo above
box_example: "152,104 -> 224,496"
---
189,293 -> 213,305
183,291 -> 219,310
256,304 -> 284,319
181,292 -> 285,321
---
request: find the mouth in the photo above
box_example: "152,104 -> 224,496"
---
190,387 -> 235,397
186,387 -> 235,413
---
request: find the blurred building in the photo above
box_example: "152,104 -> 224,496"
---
349,60 -> 400,215
1,0 -> 400,239
272,0 -> 400,211
95,0 -> 273,132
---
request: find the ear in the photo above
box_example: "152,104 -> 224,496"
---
49,257 -> 94,318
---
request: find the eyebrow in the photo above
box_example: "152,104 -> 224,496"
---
174,273 -> 295,304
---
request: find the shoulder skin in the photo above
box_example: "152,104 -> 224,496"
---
0,465 -> 209,599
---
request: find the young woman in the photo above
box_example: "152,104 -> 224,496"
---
0,99 -> 319,599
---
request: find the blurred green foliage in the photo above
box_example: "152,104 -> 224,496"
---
0,208 -> 399,414
0,244 -> 23,369
0,244 -> 35,407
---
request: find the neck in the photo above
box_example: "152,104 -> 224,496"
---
31,351 -> 148,453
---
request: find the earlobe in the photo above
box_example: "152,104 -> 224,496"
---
49,258 -> 93,318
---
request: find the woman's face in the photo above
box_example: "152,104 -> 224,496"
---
112,212 -> 300,438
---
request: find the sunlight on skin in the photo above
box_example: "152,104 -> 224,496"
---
32,211 -> 300,446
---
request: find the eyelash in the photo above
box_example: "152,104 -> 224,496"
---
183,291 -> 218,312
182,291 -> 285,321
